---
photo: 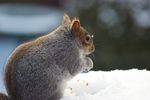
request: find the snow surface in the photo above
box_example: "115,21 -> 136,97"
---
61,69 -> 150,100
0,69 -> 150,100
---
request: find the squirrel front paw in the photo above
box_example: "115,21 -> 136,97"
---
82,57 -> 93,73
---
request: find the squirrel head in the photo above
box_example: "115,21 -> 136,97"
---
62,14 -> 95,55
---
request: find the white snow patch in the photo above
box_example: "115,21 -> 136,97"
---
62,69 -> 150,100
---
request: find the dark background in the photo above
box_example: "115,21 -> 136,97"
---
0,0 -> 150,71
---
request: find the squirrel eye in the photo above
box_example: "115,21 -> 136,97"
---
85,35 -> 91,43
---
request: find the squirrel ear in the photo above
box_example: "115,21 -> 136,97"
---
70,18 -> 80,31
62,14 -> 71,25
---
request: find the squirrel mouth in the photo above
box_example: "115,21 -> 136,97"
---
85,49 -> 94,55
85,45 -> 95,55
90,45 -> 95,53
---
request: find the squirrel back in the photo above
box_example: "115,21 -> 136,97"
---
0,14 -> 95,100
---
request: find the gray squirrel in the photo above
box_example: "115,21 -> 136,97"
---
0,14 -> 95,100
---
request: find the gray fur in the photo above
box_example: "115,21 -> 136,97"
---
3,25 -> 93,100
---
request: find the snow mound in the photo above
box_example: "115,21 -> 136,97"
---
62,69 -> 150,100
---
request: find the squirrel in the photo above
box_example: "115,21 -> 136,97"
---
0,14 -> 95,100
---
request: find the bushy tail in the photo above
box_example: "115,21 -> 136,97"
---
0,93 -> 9,100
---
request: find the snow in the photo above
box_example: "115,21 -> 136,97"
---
62,69 -> 150,100
0,69 -> 150,99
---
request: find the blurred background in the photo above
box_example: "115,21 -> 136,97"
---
0,0 -> 150,93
